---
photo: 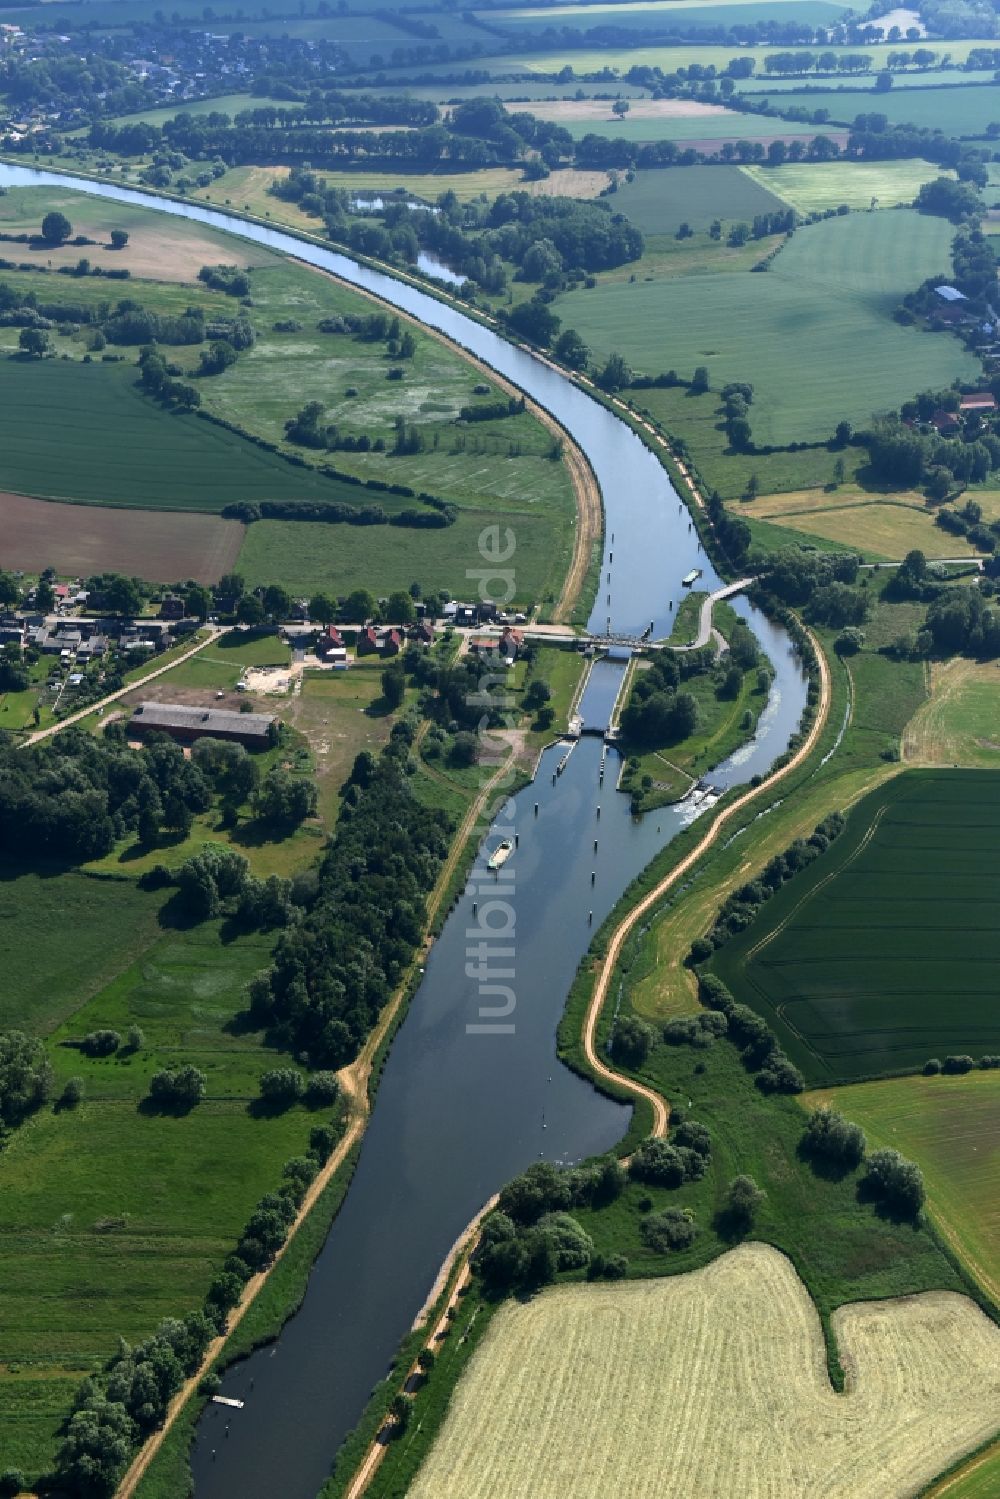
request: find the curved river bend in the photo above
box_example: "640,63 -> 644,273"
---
0,165 -> 808,1499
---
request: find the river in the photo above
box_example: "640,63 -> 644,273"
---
0,164 -> 808,1499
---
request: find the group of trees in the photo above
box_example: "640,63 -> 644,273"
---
620,617 -> 759,755
244,729 -> 452,1069
697,973 -> 806,1093
694,812 -> 844,956
0,729 -> 217,863
0,1030 -> 53,1133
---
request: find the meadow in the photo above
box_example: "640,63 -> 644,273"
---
768,81 -> 1000,135
904,656 -> 1000,768
709,768 -> 1000,1082
406,1245 -> 1000,1499
613,163 -> 786,235
806,1070 -> 1000,1305
237,504 -> 565,608
537,109 -> 843,142
741,158 -> 951,213
0,911 -> 337,1480
557,210 -> 976,445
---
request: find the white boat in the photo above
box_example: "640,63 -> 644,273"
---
487,839 -> 514,872
681,568 -> 702,587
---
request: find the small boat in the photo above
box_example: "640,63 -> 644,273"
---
681,568 -> 702,587
487,839 -> 514,872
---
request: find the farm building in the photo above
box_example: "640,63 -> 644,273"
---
129,702 -> 278,749
960,392 -> 997,413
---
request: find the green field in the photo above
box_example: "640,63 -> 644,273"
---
807,1070 -> 1000,1304
742,158 -> 951,213
739,68 -> 999,91
0,359 -> 350,511
769,81 -> 1000,136
557,210 -> 975,445
103,91 -> 301,128
613,164 -> 787,234
709,769 -> 1000,1083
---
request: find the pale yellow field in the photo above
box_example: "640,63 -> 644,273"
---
742,159 -> 951,214
524,96 -> 733,121
903,656 -> 1000,768
409,1244 -> 1000,1499
747,494 -> 978,560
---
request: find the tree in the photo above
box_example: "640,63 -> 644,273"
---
56,1398 -> 135,1497
691,365 -> 710,394
863,1147 -> 925,1217
386,590 -> 415,625
263,584 -> 292,622
110,228 -> 129,249
451,730 -> 479,767
0,1471 -> 26,1499
40,210 -> 72,244
381,664 -> 405,710
507,296 -> 560,349
343,589 -> 377,623
184,586 -> 212,620
523,678 -> 551,711
253,768 -> 317,828
61,1076 -> 85,1107
725,1174 -> 766,1230
802,1106 -> 866,1168
0,1030 -> 53,1127
308,592 -> 337,625
104,574 -> 144,617
259,1068 -> 305,1105
149,1065 -> 206,1109
35,578 -> 55,611
236,593 -> 265,626
611,99 -> 630,119
18,327 -> 48,358
597,352 -> 632,393
126,1025 -> 145,1052
640,1206 -> 698,1252
554,327 -> 589,370
610,1015 -> 655,1067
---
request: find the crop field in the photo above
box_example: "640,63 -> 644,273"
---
710,769 -> 1000,1082
103,91 -> 292,127
741,158 -> 950,212
614,164 -> 786,234
0,489 -> 244,582
904,658 -> 1000,769
742,490 -> 978,561
739,69 -> 998,91
807,1070 -> 1000,1305
557,210 -> 976,445
0,910 -> 337,1479
0,360 -> 352,512
0,184 -> 276,282
407,1244 -> 1000,1499
770,82 -> 1000,135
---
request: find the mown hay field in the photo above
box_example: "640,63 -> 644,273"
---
0,490 -> 244,582
506,37 -> 1000,75
614,164 -> 787,234
710,768 -> 1000,1082
806,1070 -> 1000,1305
408,1244 -> 1000,1499
741,491 -> 979,561
557,210 -> 976,445
742,158 -> 951,213
904,656 -> 1000,768
481,0 -> 851,37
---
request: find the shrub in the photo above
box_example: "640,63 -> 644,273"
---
148,1065 -> 206,1109
309,1122 -> 339,1161
259,1068 -> 305,1105
943,1054 -> 975,1074
610,1015 -> 656,1067
640,1207 -> 698,1252
82,1029 -> 121,1057
923,1057 -> 942,1075
61,1076 -> 85,1107
628,1138 -> 685,1188
863,1148 -> 925,1218
725,1174 -> 766,1230
536,1211 -> 594,1270
306,1070 -> 339,1103
801,1107 -> 866,1168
